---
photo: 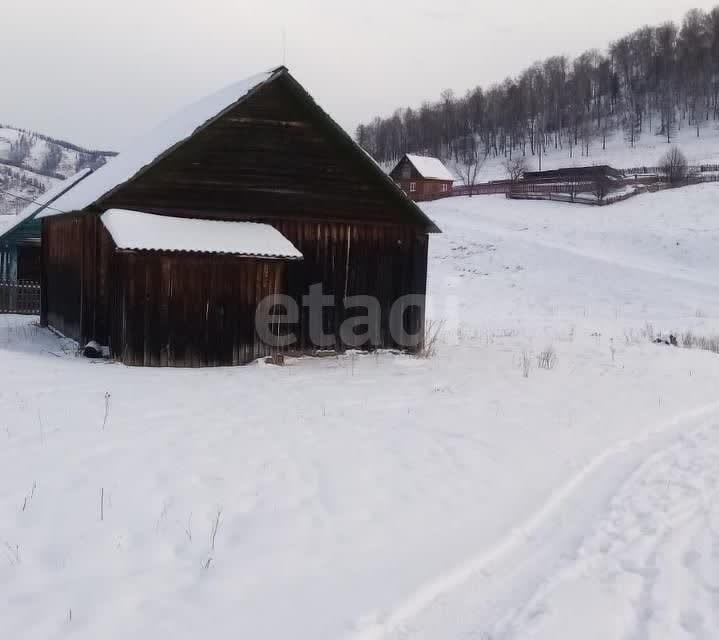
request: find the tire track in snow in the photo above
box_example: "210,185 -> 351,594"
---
501,422 -> 719,639
345,402 -> 719,640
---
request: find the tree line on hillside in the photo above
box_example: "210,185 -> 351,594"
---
0,124 -> 117,158
0,165 -> 46,215
356,6 -> 719,173
3,131 -> 111,179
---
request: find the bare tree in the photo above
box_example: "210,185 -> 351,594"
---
659,146 -> 689,184
40,143 -> 63,175
622,102 -> 641,148
593,173 -> 613,201
503,156 -> 528,183
8,135 -> 32,164
449,134 -> 487,196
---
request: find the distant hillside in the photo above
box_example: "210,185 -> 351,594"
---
0,125 -> 115,216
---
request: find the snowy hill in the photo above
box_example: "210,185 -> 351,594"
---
0,125 -> 115,216
2,184 -> 719,639
477,123 -> 719,182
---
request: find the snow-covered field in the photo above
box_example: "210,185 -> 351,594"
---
2,186 -> 719,639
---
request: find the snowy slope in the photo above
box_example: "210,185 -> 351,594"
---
473,124 -> 719,182
0,125 -> 114,216
2,186 -> 719,639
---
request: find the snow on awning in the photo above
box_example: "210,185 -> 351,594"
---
406,154 -> 456,181
100,210 -> 303,260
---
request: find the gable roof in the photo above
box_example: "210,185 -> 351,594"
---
40,68 -> 440,233
101,209 -> 302,259
404,154 -> 456,182
0,168 -> 93,243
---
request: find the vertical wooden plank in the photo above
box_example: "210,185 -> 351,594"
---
40,219 -> 48,326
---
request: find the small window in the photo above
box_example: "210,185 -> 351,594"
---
441,183 -> 448,192
409,182 -> 417,193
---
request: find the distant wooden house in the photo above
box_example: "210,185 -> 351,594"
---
389,154 -> 455,200
39,66 -> 440,367
0,170 -> 93,283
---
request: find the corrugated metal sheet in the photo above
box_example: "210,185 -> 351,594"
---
101,210 -> 303,260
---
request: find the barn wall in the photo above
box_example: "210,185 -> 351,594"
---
275,220 -> 428,352
42,214 -> 115,345
42,215 -> 83,340
112,253 -> 286,367
43,213 -> 428,364
109,219 -> 428,359
106,219 -> 428,365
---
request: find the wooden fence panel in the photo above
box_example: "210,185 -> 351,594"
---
0,281 -> 41,315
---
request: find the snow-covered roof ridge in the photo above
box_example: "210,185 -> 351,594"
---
406,154 -> 456,181
0,168 -> 93,238
100,209 -> 303,260
41,68 -> 284,217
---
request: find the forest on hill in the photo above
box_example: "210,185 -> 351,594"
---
357,6 -> 719,169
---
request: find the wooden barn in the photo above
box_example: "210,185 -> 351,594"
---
389,154 -> 455,200
39,66 -> 440,367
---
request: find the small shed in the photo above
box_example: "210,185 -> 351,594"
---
40,66 -> 440,367
96,210 -> 302,365
0,169 -> 93,282
389,154 -> 455,200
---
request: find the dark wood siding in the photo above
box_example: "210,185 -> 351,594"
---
273,220 -> 428,351
42,214 -> 114,344
17,246 -> 41,283
112,252 -> 286,367
42,215 -> 428,364
43,215 -> 84,340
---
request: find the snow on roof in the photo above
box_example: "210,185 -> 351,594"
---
406,154 -> 456,181
0,216 -> 15,237
0,169 -> 93,238
41,70 -> 279,218
100,209 -> 303,260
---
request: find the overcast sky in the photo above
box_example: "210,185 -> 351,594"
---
4,0 -> 719,150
